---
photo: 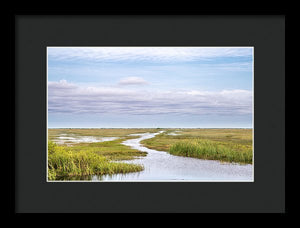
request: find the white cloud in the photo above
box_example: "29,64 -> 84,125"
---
48,80 -> 252,116
48,47 -> 253,63
118,77 -> 149,86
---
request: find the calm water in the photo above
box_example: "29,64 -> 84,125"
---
89,131 -> 254,182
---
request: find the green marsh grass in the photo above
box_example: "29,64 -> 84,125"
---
141,128 -> 253,164
48,140 -> 144,180
169,139 -> 252,164
70,138 -> 147,161
47,129 -> 162,180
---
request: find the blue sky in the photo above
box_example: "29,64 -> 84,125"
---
47,47 -> 253,128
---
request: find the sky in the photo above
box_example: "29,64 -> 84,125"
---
47,47 -> 253,128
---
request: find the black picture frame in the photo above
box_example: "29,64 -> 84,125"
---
13,13 -> 285,213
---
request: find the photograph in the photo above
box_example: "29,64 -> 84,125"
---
47,46 -> 254,182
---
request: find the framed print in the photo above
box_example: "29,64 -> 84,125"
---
47,46 -> 254,182
14,14 -> 285,213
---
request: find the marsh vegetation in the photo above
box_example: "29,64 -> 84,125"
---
141,129 -> 253,164
48,129 -> 159,180
48,128 -> 253,180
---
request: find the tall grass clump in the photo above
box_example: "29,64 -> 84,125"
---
48,141 -> 144,180
169,139 -> 252,164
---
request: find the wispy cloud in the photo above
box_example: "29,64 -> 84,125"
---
48,47 -> 253,63
48,80 -> 252,116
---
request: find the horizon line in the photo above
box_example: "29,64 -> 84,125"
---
48,127 -> 253,129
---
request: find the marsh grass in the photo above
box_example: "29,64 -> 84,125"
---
141,128 -> 253,164
47,129 -> 162,180
47,128 -> 253,180
169,139 -> 252,164
70,137 -> 147,160
48,128 -> 160,140
48,140 -> 144,180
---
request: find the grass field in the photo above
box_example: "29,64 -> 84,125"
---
47,128 -> 160,180
141,128 -> 253,164
48,128 -> 159,140
48,140 -> 144,180
48,128 -> 253,180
